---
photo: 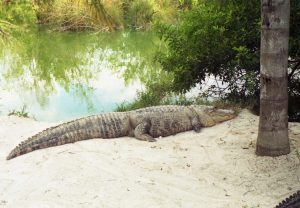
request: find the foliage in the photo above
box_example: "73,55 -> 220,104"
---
115,86 -> 240,112
33,0 -> 117,31
115,61 -> 236,112
157,0 -> 300,121
116,69 -> 174,111
0,0 -> 193,32
123,0 -> 154,30
0,0 -> 37,25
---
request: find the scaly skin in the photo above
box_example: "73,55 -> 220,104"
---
275,191 -> 300,208
6,105 -> 236,160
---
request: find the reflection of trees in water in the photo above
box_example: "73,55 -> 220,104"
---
1,30 -> 95,108
0,29 -> 164,109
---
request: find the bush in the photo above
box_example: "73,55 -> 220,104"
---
157,0 -> 300,121
123,0 -> 154,30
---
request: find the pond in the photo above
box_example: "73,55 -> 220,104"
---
0,29 -> 164,122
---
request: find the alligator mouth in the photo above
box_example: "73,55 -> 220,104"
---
209,109 -> 236,123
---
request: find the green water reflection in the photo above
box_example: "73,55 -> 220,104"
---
0,28 -> 163,121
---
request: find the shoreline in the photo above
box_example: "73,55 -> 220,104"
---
0,110 -> 299,208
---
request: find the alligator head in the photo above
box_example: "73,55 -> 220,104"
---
191,105 -> 237,127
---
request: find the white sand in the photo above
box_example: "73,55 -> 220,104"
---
0,110 -> 299,208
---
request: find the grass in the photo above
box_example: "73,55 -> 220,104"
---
5,0 -> 186,32
8,105 -> 30,118
115,87 -> 241,112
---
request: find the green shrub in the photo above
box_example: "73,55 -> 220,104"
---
157,0 -> 300,121
124,0 -> 154,30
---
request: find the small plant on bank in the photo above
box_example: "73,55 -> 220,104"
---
115,85 -> 242,113
8,105 -> 30,118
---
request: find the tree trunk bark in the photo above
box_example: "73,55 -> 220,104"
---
256,0 -> 290,156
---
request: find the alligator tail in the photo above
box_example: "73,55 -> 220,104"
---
275,190 -> 300,208
7,113 -> 129,160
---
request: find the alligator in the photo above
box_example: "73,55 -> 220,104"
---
6,105 -> 236,160
275,190 -> 300,208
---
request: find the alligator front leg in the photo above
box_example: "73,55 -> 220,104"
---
134,120 -> 156,142
192,117 -> 201,133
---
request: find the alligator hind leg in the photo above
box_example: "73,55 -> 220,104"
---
134,121 -> 156,142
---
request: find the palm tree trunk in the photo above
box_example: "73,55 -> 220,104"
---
256,0 -> 290,156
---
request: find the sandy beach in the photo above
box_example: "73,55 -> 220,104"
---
0,110 -> 299,208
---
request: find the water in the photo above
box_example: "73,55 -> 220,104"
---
0,29 -> 163,122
